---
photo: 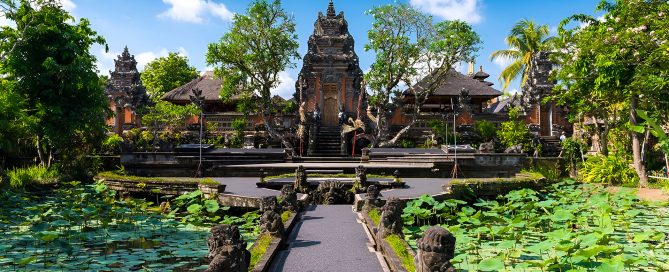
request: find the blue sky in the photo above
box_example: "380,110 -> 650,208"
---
65,0 -> 602,98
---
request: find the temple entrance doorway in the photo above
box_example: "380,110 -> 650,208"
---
322,84 -> 338,126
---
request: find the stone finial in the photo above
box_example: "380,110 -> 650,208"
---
327,0 -> 336,17
259,196 -> 284,237
294,165 -> 308,193
414,226 -> 456,272
205,225 -> 250,272
377,198 -> 405,238
280,185 -> 299,212
355,165 -> 368,188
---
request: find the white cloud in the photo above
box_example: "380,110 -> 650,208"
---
95,48 -> 119,75
136,49 -> 169,70
410,0 -> 482,24
492,55 -> 513,69
96,47 -> 188,75
271,71 -> 295,99
59,0 -> 76,12
159,0 -> 233,24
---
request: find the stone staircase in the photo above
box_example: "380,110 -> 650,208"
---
314,126 -> 342,156
540,135 -> 562,157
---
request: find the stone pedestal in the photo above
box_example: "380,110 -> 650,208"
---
205,225 -> 250,272
360,147 -> 370,163
414,226 -> 456,272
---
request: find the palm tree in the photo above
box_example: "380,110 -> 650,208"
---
490,19 -> 553,91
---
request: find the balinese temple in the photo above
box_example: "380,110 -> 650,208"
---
296,0 -> 365,127
105,47 -> 149,135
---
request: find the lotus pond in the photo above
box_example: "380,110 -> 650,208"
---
403,180 -> 669,271
0,181 -> 260,271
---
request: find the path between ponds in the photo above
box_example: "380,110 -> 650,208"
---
269,205 -> 386,272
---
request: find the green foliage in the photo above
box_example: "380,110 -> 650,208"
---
142,100 -> 198,132
1,2 -> 107,165
140,52 -> 198,97
496,107 -> 530,149
101,134 -> 123,155
474,120 -> 497,142
206,0 -> 299,119
385,234 -> 416,272
399,139 -> 415,148
490,19 -> 554,91
638,110 -> 669,155
0,86 -> 34,154
427,120 -> 448,145
553,0 -> 669,179
579,154 -> 639,186
364,4 -> 480,145
249,233 -> 273,270
5,165 -> 59,189
403,181 -> 669,270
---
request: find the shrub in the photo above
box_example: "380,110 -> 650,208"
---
579,154 -> 639,186
400,138 -> 415,148
101,134 -> 123,155
427,120 -> 448,145
474,120 -> 496,142
6,165 -> 59,189
497,107 -> 531,149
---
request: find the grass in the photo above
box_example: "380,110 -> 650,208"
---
249,232 -> 274,270
368,208 -> 381,225
5,165 -> 59,189
96,171 -> 216,185
385,234 -> 416,272
281,210 -> 292,224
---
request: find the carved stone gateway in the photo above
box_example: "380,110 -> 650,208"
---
377,198 -> 405,239
414,226 -> 456,272
205,225 -> 250,272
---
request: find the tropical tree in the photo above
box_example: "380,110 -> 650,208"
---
0,1 -> 107,166
206,0 -> 299,148
365,3 -> 481,147
141,52 -> 198,98
553,0 -> 669,186
490,19 -> 554,91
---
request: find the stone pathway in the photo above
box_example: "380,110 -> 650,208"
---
269,205 -> 385,272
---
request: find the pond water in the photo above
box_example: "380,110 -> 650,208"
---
0,183 -> 258,271
403,181 -> 669,271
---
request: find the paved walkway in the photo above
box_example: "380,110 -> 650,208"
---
269,205 -> 384,272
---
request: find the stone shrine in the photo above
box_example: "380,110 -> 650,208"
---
105,46 -> 149,135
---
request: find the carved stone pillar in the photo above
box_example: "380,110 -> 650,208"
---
414,226 -> 456,272
280,185 -> 299,212
355,165 -> 368,189
294,165 -> 308,193
205,225 -> 250,272
362,185 -> 382,213
259,196 -> 284,237
377,198 -> 405,239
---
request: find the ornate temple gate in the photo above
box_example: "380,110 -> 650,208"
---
322,84 -> 338,126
